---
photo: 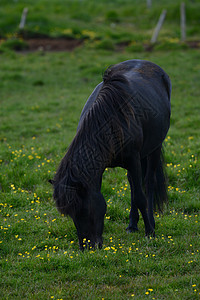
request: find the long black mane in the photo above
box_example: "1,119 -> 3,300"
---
52,68 -> 135,215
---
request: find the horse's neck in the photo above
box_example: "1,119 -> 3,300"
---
72,141 -> 105,190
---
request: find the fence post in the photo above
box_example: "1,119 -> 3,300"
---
19,8 -> 28,30
147,0 -> 152,9
151,9 -> 167,44
180,3 -> 186,41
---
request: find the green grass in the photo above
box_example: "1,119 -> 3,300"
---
1,0 -> 200,50
0,1 -> 200,299
0,46 -> 199,300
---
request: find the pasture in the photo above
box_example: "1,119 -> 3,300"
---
0,0 -> 200,299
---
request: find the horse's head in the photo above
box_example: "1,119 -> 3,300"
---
50,178 -> 106,250
70,190 -> 107,250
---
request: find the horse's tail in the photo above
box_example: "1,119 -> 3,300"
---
153,150 -> 168,213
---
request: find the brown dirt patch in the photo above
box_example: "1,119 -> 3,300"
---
26,38 -> 83,52
186,40 -> 200,49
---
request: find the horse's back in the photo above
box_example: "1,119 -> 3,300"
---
111,59 -> 171,103
78,59 -> 171,158
114,60 -> 171,157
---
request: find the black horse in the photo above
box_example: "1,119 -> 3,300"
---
50,59 -> 171,250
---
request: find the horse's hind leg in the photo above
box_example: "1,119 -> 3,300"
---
126,171 -> 139,232
128,152 -> 154,236
145,146 -> 162,230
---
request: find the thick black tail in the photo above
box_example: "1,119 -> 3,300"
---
141,148 -> 168,213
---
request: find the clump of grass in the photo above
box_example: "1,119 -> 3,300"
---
0,38 -> 28,51
154,39 -> 189,51
105,10 -> 120,23
95,39 -> 115,50
126,41 -> 144,52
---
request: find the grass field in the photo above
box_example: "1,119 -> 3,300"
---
0,1 -> 200,299
1,0 -> 200,51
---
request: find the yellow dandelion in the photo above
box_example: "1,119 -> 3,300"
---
104,247 -> 110,251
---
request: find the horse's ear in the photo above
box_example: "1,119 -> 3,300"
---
49,179 -> 55,185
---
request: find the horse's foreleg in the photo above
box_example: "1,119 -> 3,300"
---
128,153 -> 154,236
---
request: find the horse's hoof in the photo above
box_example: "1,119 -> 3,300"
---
145,230 -> 155,238
126,226 -> 139,233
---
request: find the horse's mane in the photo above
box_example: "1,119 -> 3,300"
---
52,66 -> 135,215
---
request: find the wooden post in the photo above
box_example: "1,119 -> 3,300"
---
180,3 -> 186,41
19,8 -> 28,30
147,0 -> 152,9
151,9 -> 167,44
